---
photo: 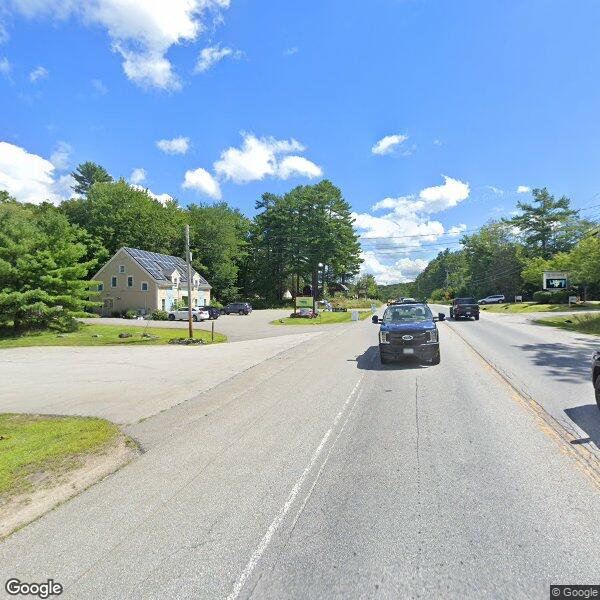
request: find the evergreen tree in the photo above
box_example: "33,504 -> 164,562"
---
71,161 -> 113,195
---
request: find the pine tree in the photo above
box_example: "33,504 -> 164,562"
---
71,161 -> 113,196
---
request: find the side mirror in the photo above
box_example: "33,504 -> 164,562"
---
438,313 -> 445,321
372,315 -> 379,324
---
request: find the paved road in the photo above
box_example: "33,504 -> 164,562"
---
430,304 -> 600,460
1,319 -> 599,599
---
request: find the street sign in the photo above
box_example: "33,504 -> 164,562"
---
568,295 -> 578,306
296,296 -> 313,308
514,295 -> 523,303
542,271 -> 568,290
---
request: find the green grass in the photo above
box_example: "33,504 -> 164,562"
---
480,301 -> 600,313
534,313 -> 600,336
271,310 -> 373,325
0,324 -> 227,348
0,414 -> 120,499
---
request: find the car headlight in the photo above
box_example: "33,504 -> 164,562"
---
379,331 -> 390,344
428,329 -> 438,343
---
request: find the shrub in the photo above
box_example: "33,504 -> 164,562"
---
124,310 -> 139,320
209,299 -> 223,309
532,289 -> 573,304
151,309 -> 168,321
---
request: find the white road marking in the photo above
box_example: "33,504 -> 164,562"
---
227,375 -> 365,600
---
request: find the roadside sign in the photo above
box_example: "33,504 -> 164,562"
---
296,296 -> 313,308
543,271 -> 568,290
371,303 -> 377,313
568,295 -> 578,306
514,295 -> 523,303
351,310 -> 359,321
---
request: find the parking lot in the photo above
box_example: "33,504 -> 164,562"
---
80,309 -> 336,343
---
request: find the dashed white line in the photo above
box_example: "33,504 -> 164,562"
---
227,375 -> 365,600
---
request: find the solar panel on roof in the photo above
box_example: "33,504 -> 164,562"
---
123,247 -> 209,285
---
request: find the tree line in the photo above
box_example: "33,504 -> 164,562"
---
378,188 -> 600,303
0,162 -> 362,331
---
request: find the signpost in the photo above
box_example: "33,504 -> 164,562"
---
514,295 -> 523,303
568,295 -> 578,307
296,297 -> 313,308
542,271 -> 568,291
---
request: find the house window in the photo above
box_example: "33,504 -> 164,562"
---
127,276 -> 134,288
119,265 -> 125,273
111,276 -> 117,288
141,282 -> 149,291
97,283 -> 104,292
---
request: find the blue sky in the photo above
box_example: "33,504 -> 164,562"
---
1,0 -> 600,283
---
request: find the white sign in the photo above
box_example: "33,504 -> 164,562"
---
514,295 -> 523,303
543,271 -> 568,290
568,296 -> 578,305
351,310 -> 359,321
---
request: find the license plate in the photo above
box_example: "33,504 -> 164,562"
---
403,348 -> 414,355
466,312 -> 471,316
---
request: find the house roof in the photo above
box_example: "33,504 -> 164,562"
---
122,247 -> 211,288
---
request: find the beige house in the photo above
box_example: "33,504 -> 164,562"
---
91,247 -> 211,316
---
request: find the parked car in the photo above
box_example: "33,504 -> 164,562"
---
290,308 -> 318,318
168,307 -> 209,322
449,298 -> 480,320
202,306 -> 220,320
222,302 -> 252,315
372,303 -> 444,365
593,351 -> 600,410
478,294 -> 505,305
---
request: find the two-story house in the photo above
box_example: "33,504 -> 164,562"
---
91,247 -> 212,316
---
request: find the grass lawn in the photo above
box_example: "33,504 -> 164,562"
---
271,310 -> 373,325
0,323 -> 227,348
0,414 -> 120,500
534,314 -> 600,336
480,301 -> 600,314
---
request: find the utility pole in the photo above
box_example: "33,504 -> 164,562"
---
185,224 -> 193,339
445,269 -> 450,288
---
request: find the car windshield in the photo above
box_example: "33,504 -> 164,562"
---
456,298 -> 476,304
382,305 -> 432,322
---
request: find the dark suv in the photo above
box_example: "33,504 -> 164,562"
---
450,297 -> 480,320
222,302 -> 252,315
373,303 -> 444,365
202,306 -> 220,320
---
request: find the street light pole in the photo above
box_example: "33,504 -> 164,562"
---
185,224 -> 193,339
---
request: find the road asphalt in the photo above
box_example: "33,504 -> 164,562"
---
1,316 -> 599,599
430,304 -> 600,461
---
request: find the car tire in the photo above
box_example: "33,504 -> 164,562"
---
168,314 -> 175,321
595,376 -> 600,410
380,353 -> 391,365
429,350 -> 441,365
475,314 -> 479,320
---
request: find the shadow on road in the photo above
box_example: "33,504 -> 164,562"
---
564,404 -> 600,449
514,339 -> 599,384
351,346 -> 429,371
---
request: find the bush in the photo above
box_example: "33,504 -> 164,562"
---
124,310 -> 139,320
329,297 -> 377,309
151,309 -> 168,321
532,289 -> 573,304
209,299 -> 223,309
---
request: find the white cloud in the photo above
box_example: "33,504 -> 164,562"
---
517,185 -> 530,193
0,57 -> 11,78
419,175 -> 470,212
50,141 -> 72,170
29,65 -> 48,82
448,224 -> 467,237
182,167 -> 222,199
156,136 -> 190,155
3,1 -> 232,90
132,184 -> 173,205
129,167 -> 146,184
354,176 -> 470,284
91,78 -> 108,94
360,251 -> 428,285
0,141 -> 73,204
277,155 -> 323,180
214,133 -> 319,184
195,44 -> 241,73
433,139 -> 442,146
284,46 -> 299,56
371,134 -> 408,156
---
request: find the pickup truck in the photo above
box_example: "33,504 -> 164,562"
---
449,298 -> 480,321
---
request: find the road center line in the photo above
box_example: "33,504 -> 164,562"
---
227,374 -> 365,600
